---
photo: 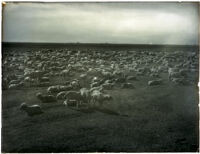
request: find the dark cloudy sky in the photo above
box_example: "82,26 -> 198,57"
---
2,2 -> 199,45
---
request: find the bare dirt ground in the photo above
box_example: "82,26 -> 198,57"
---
2,45 -> 199,152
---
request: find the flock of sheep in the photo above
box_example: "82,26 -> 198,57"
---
2,48 -> 198,116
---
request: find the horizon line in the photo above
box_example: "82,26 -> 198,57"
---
2,41 -> 199,46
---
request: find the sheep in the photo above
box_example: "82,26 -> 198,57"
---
127,76 -> 137,81
148,79 -> 162,86
90,82 -> 100,88
39,77 -> 50,82
64,91 -> 84,108
56,91 -> 68,100
90,85 -> 104,93
70,80 -> 81,90
60,85 -> 73,91
60,69 -> 71,78
80,73 -> 87,79
171,78 -> 190,85
24,70 -> 45,79
168,67 -> 181,80
9,80 -> 20,85
90,90 -> 103,107
80,88 -> 91,103
8,82 -> 23,89
63,99 -> 77,107
36,92 -> 57,103
20,103 -> 43,116
47,85 -> 73,94
122,83 -> 134,89
102,83 -> 114,90
90,90 -> 113,107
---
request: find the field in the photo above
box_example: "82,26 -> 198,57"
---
2,44 -> 199,152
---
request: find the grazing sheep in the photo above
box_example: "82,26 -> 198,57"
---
90,90 -> 103,106
8,84 -> 19,89
122,83 -> 134,89
39,77 -> 50,82
56,91 -> 67,100
168,68 -> 181,80
9,80 -> 20,85
24,70 -> 45,79
102,83 -> 114,90
90,85 -> 104,93
127,76 -> 137,81
47,85 -> 73,94
80,88 -> 90,103
20,103 -> 43,116
8,82 -> 23,89
36,92 -> 57,103
64,91 -> 84,108
171,78 -> 190,85
60,85 -> 73,91
70,80 -> 81,90
47,85 -> 60,93
63,99 -> 77,107
90,90 -> 113,106
60,69 -> 71,78
80,73 -> 87,80
148,79 -> 162,86
90,82 -> 100,88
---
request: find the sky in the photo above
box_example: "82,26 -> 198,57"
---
2,2 -> 199,45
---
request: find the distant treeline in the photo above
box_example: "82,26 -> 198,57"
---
2,42 -> 199,52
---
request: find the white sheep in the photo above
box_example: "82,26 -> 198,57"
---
90,90 -> 113,107
70,80 -> 81,90
20,103 -> 43,116
8,82 -> 23,89
56,91 -> 67,100
168,67 -> 181,80
47,85 -> 73,94
148,79 -> 162,86
64,91 -> 84,108
8,84 -> 19,89
90,82 -> 100,88
36,92 -> 57,103
80,88 -> 90,103
90,85 -> 104,93
122,83 -> 134,89
102,82 -> 114,90
90,90 -> 103,107
60,69 -> 71,78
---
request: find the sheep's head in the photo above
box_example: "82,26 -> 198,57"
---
36,92 -> 42,98
20,103 -> 28,110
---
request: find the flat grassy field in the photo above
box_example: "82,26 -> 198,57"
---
2,45 -> 199,152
